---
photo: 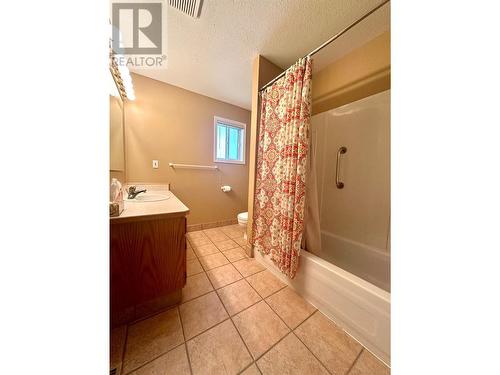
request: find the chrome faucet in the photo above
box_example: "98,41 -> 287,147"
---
127,186 -> 147,199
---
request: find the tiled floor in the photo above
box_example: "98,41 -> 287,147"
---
111,224 -> 390,375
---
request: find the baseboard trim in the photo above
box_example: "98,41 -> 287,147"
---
187,219 -> 238,232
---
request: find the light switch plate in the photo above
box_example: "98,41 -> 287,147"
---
152,160 -> 159,169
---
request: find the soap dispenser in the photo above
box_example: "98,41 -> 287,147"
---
110,178 -> 124,217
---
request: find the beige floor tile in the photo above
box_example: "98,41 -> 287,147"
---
193,243 -> 220,257
226,231 -> 245,240
203,228 -> 221,235
110,325 -> 127,373
265,287 -> 316,329
186,247 -> 196,260
233,301 -> 289,359
135,292 -> 182,319
349,349 -> 390,375
182,272 -> 213,302
206,263 -> 243,289
257,333 -> 329,375
187,231 -> 207,240
246,270 -> 286,298
223,247 -> 248,262
199,252 -> 230,270
130,344 -> 191,375
241,363 -> 261,375
217,279 -> 262,316
221,226 -> 245,238
187,320 -> 253,375
205,231 -> 230,242
220,224 -> 240,232
214,239 -> 239,251
189,236 -> 212,247
294,311 -> 362,375
179,292 -> 228,339
234,237 -> 248,247
122,308 -> 184,373
233,258 -> 266,277
186,258 -> 204,276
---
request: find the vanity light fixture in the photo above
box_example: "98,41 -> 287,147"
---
109,50 -> 136,101
110,70 -> 120,97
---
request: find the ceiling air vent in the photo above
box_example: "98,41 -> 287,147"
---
169,0 -> 203,18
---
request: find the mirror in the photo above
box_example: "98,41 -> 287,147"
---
110,85 -> 125,181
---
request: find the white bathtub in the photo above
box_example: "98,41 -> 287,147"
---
255,249 -> 391,366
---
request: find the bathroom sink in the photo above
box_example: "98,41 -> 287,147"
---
126,192 -> 171,202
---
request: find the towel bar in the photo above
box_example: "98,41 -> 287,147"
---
169,163 -> 219,170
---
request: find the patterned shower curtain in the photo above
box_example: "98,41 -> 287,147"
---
252,56 -> 312,279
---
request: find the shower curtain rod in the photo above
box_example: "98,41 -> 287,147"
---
258,0 -> 390,92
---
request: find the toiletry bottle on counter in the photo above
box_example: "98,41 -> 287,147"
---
110,178 -> 124,217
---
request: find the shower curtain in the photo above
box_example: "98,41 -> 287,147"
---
252,56 -> 312,279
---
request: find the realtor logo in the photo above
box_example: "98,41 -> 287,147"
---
111,0 -> 167,68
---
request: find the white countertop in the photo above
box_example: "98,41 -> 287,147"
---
110,187 -> 189,224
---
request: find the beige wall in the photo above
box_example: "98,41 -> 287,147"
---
124,73 -> 251,225
246,56 -> 284,251
312,31 -> 390,115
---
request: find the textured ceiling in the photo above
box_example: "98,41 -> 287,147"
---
132,0 -> 390,109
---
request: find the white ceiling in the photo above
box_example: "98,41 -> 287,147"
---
132,0 -> 390,110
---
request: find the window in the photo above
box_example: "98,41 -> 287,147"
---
214,116 -> 246,164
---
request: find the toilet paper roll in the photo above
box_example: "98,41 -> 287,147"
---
221,185 -> 232,192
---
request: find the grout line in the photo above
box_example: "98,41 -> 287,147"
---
292,308 -> 318,331
291,331 -> 332,374
121,341 -> 186,375
255,284 -> 332,373
201,258 -> 255,373
262,288 -> 317,332
183,315 -> 231,343
346,348 -> 364,375
244,268 -> 287,299
177,305 -> 194,375
237,361 -> 261,375
124,303 -> 178,327
123,259 -> 282,332
120,264 -> 290,373
233,270 -> 295,363
266,288 -> 318,332
242,286 -> 325,368
292,325 -> 333,375
117,324 -> 128,375
123,307 -> 185,373
182,343 -> 193,375
253,329 -> 292,362
153,265 -> 246,321
185,315 -> 233,343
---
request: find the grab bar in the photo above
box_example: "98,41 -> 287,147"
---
335,146 -> 347,189
169,162 -> 219,170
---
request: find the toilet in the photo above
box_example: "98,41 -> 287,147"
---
237,212 -> 248,240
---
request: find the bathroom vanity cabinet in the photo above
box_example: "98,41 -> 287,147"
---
110,191 -> 189,326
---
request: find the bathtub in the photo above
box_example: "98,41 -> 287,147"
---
255,249 -> 391,366
320,230 -> 391,293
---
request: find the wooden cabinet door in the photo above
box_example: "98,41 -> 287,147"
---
110,216 -> 186,321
